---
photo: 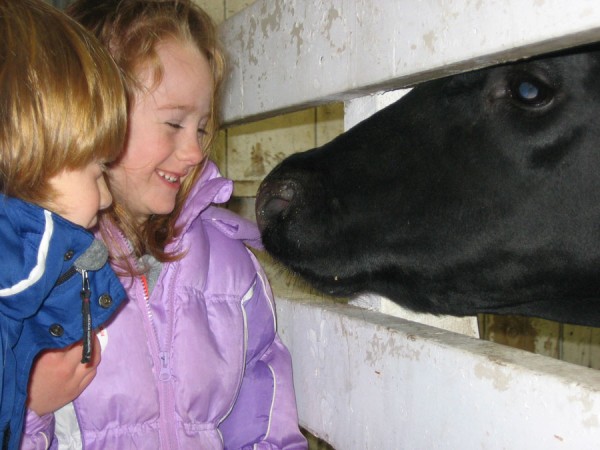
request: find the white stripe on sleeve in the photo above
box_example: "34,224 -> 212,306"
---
0,210 -> 54,297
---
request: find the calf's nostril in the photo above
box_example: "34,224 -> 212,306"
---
263,196 -> 291,218
256,181 -> 297,230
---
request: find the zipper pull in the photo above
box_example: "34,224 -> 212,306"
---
79,269 -> 92,363
159,351 -> 171,381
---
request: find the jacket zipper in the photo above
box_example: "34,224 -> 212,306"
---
115,233 -> 176,448
140,275 -> 171,380
55,266 -> 76,286
139,273 -> 177,449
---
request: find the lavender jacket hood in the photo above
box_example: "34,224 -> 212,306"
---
21,161 -> 306,449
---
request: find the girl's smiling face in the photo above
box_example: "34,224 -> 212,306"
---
109,39 -> 213,223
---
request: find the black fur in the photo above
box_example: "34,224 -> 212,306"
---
256,46 -> 600,327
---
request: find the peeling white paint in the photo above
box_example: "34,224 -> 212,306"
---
277,298 -> 600,448
473,361 -> 512,391
219,0 -> 600,125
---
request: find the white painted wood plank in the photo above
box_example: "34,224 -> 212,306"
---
350,293 -> 480,338
343,89 -> 409,130
219,0 -> 600,125
276,297 -> 600,449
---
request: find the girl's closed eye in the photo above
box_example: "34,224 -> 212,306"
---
197,118 -> 209,136
166,121 -> 184,130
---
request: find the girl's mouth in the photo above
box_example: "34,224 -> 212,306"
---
157,170 -> 181,184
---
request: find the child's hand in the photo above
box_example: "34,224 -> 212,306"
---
27,335 -> 101,416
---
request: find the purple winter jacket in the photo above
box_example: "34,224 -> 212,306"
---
21,161 -> 307,449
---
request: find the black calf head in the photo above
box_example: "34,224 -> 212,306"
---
256,46 -> 600,327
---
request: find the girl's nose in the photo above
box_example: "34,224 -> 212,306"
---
98,176 -> 112,210
177,133 -> 205,166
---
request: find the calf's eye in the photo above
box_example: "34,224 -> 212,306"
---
518,81 -> 539,100
509,76 -> 554,108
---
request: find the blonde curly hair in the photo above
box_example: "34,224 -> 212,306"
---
67,0 -> 226,265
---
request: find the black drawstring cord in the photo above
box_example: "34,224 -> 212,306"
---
79,269 -> 92,363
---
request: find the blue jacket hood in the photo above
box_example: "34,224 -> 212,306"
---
0,196 -> 89,318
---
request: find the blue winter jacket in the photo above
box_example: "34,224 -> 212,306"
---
0,195 -> 125,450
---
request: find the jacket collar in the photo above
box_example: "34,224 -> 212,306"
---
169,160 -> 233,246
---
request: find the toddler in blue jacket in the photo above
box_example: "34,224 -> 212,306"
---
0,0 -> 128,448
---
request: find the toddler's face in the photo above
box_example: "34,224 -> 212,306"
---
108,39 -> 213,224
46,161 -> 112,228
